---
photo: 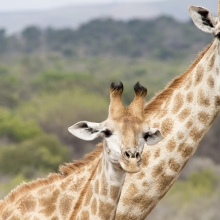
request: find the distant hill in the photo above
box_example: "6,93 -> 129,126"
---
0,0 -> 217,34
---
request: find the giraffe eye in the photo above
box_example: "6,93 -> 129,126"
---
102,129 -> 112,138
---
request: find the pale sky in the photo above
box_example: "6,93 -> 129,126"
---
0,0 -> 167,12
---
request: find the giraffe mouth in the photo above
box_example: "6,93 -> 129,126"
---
120,157 -> 142,173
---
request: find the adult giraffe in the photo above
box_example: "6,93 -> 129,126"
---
0,82 -> 162,219
115,1 -> 220,219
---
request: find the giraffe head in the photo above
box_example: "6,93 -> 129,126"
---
189,2 -> 220,38
68,82 -> 163,173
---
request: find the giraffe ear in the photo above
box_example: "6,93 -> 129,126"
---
188,6 -> 217,34
144,128 -> 163,146
68,121 -> 102,141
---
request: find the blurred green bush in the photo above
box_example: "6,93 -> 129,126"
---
0,134 -> 69,178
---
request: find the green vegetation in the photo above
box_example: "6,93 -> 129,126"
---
0,16 -> 212,59
168,169 -> 219,203
0,134 -> 69,177
0,107 -> 41,142
0,17 -> 219,219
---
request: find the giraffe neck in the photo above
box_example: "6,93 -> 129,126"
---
151,39 -> 220,147
0,142 -> 126,220
115,40 -> 220,219
74,145 -> 126,220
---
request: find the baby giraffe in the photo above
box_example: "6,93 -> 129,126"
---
0,82 -> 162,220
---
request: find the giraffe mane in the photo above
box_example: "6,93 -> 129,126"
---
59,143 -> 103,175
144,41 -> 213,117
0,143 -> 103,207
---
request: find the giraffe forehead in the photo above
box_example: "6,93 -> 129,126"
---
114,116 -> 143,130
109,117 -> 146,140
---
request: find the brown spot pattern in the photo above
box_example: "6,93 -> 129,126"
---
70,177 -> 85,192
40,205 -> 56,217
152,160 -> 165,178
207,75 -> 215,88
154,149 -> 161,158
177,131 -> 184,140
116,212 -> 138,220
169,158 -> 180,172
186,92 -> 193,103
198,112 -> 210,125
80,210 -> 90,220
91,198 -> 97,215
186,120 -> 193,129
178,108 -> 191,121
100,173 -> 108,196
98,200 -> 115,220
19,195 -> 36,213
122,189 -> 153,213
60,178 -> 72,190
59,195 -> 73,218
197,89 -> 210,107
2,210 -> 12,219
124,184 -> 138,201
122,183 -> 140,209
157,174 -> 175,193
172,93 -> 184,114
184,78 -> 192,90
178,143 -> 193,158
94,180 -> 99,194
110,185 -> 120,201
208,53 -> 215,72
161,118 -> 174,137
142,151 -> 151,168
152,122 -> 160,128
216,67 -> 219,75
133,194 -> 153,212
190,127 -> 205,142
194,64 -> 204,86
137,171 -> 145,180
166,138 -> 176,152
84,185 -> 93,206
39,189 -> 59,217
142,181 -> 148,187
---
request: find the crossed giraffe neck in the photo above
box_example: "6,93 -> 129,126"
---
115,3 -> 220,219
0,82 -> 162,219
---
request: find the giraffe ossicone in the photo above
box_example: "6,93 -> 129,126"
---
0,82 -> 162,220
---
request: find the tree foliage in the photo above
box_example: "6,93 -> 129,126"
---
0,16 -> 219,202
0,16 -> 212,58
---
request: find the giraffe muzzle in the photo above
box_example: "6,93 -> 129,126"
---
120,148 -> 142,173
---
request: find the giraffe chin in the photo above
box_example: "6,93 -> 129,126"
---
120,158 -> 142,173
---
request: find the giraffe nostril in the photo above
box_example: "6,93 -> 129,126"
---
125,151 -> 130,159
124,149 -> 140,160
